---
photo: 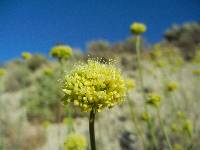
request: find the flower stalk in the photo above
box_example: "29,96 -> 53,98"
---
89,110 -> 96,150
134,29 -> 159,150
157,108 -> 173,150
62,59 -> 128,150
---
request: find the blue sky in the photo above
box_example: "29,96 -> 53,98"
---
0,0 -> 199,62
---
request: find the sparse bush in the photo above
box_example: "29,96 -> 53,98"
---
27,54 -> 48,71
4,62 -> 31,92
164,22 -> 200,59
22,67 -> 64,122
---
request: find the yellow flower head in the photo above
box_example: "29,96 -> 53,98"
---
140,111 -> 150,121
150,44 -> 163,60
130,22 -> 146,35
50,44 -> 72,61
150,50 -> 162,60
64,133 -> 87,150
22,52 -> 32,60
173,144 -> 183,150
43,67 -> 53,76
177,111 -> 185,119
166,82 -> 178,92
125,79 -> 136,91
146,93 -> 161,107
0,68 -> 6,77
171,123 -> 180,132
62,59 -> 127,112
183,119 -> 193,137
155,60 -> 166,68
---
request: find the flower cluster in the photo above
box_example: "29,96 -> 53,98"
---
166,82 -> 178,92
150,49 -> 162,60
22,52 -> 32,60
50,45 -> 72,61
140,111 -> 150,121
177,111 -> 185,119
146,93 -> 161,107
130,22 -> 146,35
125,79 -> 136,91
62,59 -> 127,112
64,133 -> 87,150
155,60 -> 166,68
171,123 -> 180,132
183,119 -> 193,137
43,67 -> 53,76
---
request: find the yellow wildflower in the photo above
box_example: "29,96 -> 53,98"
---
125,79 -> 136,91
166,82 -> 178,92
130,22 -> 146,34
155,60 -> 166,68
177,111 -> 185,119
146,93 -> 161,107
50,44 -> 72,61
171,123 -> 179,132
62,59 -> 127,112
150,49 -> 162,60
43,67 -> 53,76
140,111 -> 150,121
183,119 -> 193,137
22,52 -> 32,60
64,133 -> 87,150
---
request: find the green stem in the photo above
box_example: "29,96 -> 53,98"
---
0,122 -> 4,150
89,110 -> 96,150
170,93 -> 177,113
136,36 -> 145,96
57,104 -> 62,150
186,126 -> 194,150
66,106 -> 74,133
187,137 -> 194,150
57,60 -> 64,150
148,119 -> 160,150
135,35 -> 159,150
157,108 -> 173,150
161,68 -> 177,112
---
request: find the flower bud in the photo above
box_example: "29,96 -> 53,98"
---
22,52 -> 32,60
130,22 -> 146,35
50,44 -> 73,61
146,93 -> 161,107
